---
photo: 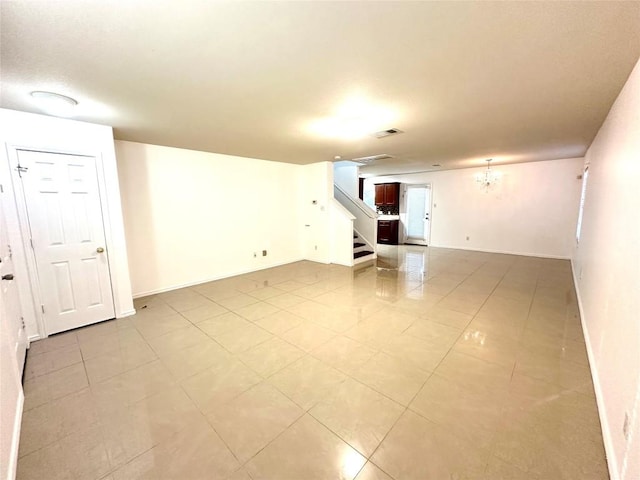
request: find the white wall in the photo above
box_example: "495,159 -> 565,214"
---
0,109 -> 134,480
0,109 -> 134,339
365,157 -> 583,258
115,141 -> 314,296
333,161 -> 359,198
297,161 -> 333,264
572,58 -> 640,480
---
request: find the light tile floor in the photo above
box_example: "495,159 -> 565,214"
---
17,246 -> 608,479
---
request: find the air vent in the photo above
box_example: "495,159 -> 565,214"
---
373,128 -> 403,139
352,154 -> 393,164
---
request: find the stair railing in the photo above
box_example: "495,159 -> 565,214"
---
334,184 -> 378,249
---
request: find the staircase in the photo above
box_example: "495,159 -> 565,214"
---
331,182 -> 378,267
353,230 -> 375,264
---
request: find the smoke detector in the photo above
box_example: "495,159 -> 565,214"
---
373,128 -> 403,139
352,154 -> 393,164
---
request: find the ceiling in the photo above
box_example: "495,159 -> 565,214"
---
1,1 -> 639,175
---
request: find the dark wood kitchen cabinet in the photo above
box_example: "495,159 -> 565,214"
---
374,184 -> 385,205
378,219 -> 399,245
374,183 -> 400,207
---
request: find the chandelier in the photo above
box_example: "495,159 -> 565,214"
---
476,159 -> 499,192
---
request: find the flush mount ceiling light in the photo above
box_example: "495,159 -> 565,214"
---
475,158 -> 500,192
30,91 -> 78,117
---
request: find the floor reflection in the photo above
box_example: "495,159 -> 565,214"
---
18,245 -> 607,480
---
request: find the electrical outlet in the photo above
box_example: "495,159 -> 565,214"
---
262,250 -> 267,257
623,412 -> 631,441
466,236 -> 470,241
314,245 -> 318,250
253,252 -> 257,258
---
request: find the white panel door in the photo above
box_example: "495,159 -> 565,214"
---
405,185 -> 431,245
17,150 -> 115,334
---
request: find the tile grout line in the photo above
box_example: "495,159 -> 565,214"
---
366,252 -> 525,476
479,260 -> 542,476
363,249 -> 496,471
19,254 -> 602,480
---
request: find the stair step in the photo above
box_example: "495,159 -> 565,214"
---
354,242 -> 366,248
354,250 -> 374,259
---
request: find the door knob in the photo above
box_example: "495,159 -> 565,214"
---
96,247 -> 105,253
2,274 -> 14,281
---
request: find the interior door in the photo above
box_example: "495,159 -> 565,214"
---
0,182 -> 27,480
0,186 -> 27,372
405,184 -> 432,245
16,150 -> 115,335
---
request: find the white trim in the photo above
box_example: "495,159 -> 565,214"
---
571,259 -> 617,480
26,309 -> 135,343
404,183 -> 432,246
6,145 -> 54,339
353,227 -> 376,252
6,146 -> 119,336
0,144 -> 43,341
132,257 -> 306,298
428,244 -> 571,260
334,183 -> 377,219
7,389 -> 24,480
94,144 -> 135,321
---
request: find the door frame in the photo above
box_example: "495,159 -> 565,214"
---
7,146 -> 118,337
0,109 -> 135,341
404,183 -> 433,246
0,185 -> 28,369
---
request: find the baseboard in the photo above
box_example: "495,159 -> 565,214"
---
571,259 -> 618,480
27,308 -> 137,341
429,244 -> 571,260
132,257 -> 306,298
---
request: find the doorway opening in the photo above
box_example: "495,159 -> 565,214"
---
405,184 -> 432,245
10,149 -> 116,336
